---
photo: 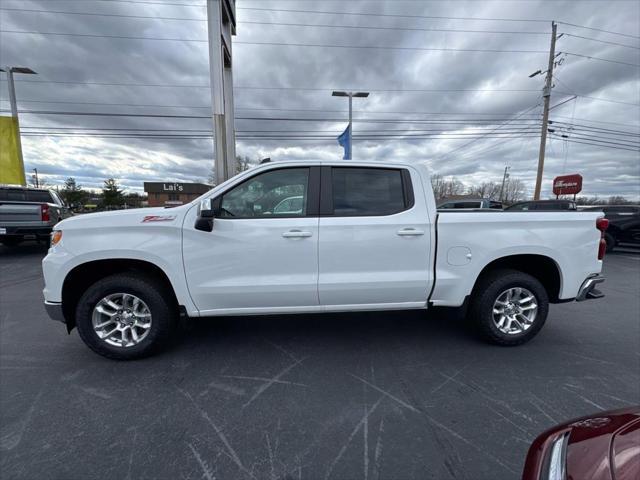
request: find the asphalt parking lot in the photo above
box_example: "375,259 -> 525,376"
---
1,245 -> 639,480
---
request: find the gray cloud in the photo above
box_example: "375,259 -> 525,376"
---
1,0 -> 638,198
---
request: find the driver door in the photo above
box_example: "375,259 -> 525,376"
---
182,166 -> 320,314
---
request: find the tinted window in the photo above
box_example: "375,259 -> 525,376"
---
604,206 -> 639,214
331,168 -> 405,216
489,201 -> 503,209
453,202 -> 481,209
0,189 -> 26,201
507,203 -> 529,211
25,190 -> 54,203
219,168 -> 309,218
0,189 -> 53,202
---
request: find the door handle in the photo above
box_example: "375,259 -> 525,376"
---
397,228 -> 425,236
282,230 -> 313,238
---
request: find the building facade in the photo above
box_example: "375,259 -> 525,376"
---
143,182 -> 211,207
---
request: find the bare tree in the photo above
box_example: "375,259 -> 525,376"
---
502,178 -> 527,204
430,174 -> 465,201
467,182 -> 501,200
208,155 -> 255,186
607,195 -> 632,205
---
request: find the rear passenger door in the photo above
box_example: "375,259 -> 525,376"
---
318,166 -> 432,308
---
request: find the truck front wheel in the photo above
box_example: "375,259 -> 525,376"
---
469,269 -> 549,346
75,274 -> 177,359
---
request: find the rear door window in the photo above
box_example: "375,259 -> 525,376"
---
329,167 -> 408,216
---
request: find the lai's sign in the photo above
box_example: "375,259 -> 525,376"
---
553,174 -> 583,196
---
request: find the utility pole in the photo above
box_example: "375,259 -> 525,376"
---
206,0 -> 236,185
499,165 -> 510,202
331,91 -> 369,159
33,168 -> 39,188
533,21 -> 557,200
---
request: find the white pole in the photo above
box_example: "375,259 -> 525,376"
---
347,94 -> 353,160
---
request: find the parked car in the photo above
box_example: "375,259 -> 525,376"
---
506,200 -> 577,211
437,198 -> 503,210
0,186 -> 71,247
581,205 -> 640,219
43,161 -> 607,359
522,406 -> 640,480
602,216 -> 640,252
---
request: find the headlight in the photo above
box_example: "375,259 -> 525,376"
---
50,230 -> 62,246
542,431 -> 569,480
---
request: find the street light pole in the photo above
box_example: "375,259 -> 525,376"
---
332,91 -> 369,160
1,67 -> 37,187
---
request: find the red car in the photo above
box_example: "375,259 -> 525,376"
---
522,407 -> 640,480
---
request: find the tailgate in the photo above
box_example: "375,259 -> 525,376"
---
0,202 -> 43,224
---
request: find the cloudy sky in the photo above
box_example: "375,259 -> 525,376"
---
1,0 -> 638,198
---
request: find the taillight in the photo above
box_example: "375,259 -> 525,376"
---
41,204 -> 50,222
596,217 -> 608,260
596,218 -> 609,231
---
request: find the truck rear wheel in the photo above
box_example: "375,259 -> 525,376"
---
604,232 -> 616,253
469,269 -> 549,346
75,274 -> 177,360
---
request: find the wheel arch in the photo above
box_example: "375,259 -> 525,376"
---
61,259 -> 179,331
472,254 -> 562,303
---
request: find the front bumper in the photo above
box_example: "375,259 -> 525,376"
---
44,301 -> 65,323
576,274 -> 605,301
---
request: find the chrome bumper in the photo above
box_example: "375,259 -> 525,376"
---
44,301 -> 65,323
576,274 -> 605,301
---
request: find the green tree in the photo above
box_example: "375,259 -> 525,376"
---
102,178 -> 125,208
60,177 -> 87,208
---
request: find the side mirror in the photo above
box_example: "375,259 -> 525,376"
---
195,198 -> 214,232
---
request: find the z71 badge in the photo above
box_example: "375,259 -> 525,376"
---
141,215 -> 176,223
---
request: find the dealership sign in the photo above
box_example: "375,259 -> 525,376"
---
553,174 -> 583,196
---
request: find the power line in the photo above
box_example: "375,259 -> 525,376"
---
549,130 -> 640,146
0,7 -> 205,21
234,40 -> 548,54
236,6 -> 551,23
235,7 -> 638,40
234,86 -> 541,93
44,0 -> 206,6
550,121 -> 640,137
552,114 -> 639,128
561,52 -> 640,68
0,78 -> 542,94
0,29 -> 207,42
437,104 -> 542,160
556,21 -> 640,40
238,20 -> 549,36
549,134 -> 639,152
561,33 -> 640,50
0,78 -> 209,88
554,91 -> 640,107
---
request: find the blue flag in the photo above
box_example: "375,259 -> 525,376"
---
337,124 -> 351,160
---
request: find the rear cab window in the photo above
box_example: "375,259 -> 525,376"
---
325,167 -> 413,216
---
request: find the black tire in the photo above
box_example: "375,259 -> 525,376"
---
604,232 -> 616,253
76,274 -> 177,360
0,236 -> 23,247
469,269 -> 549,346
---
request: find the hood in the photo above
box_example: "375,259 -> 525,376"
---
55,206 -> 189,230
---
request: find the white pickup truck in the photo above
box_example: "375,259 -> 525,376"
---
42,161 -> 608,359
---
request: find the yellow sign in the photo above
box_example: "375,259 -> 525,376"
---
0,115 -> 26,186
